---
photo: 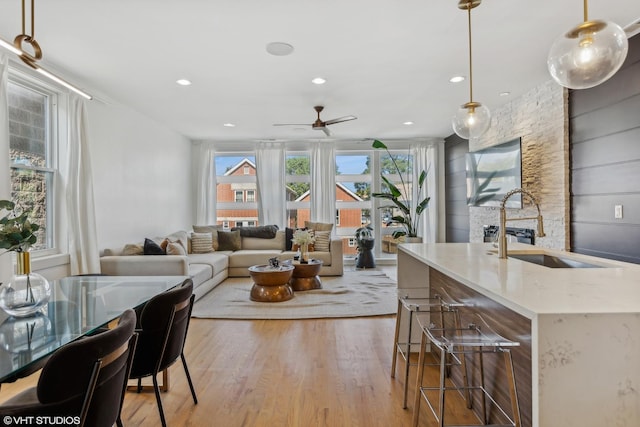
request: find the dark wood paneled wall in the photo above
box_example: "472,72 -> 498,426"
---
445,134 -> 470,242
430,269 -> 532,427
570,34 -> 640,264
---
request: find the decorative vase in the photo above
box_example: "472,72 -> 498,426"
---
0,252 -> 51,317
300,243 -> 309,264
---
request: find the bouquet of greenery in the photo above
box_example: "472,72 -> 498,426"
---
0,200 -> 39,253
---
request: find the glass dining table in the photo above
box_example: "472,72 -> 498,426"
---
0,275 -> 189,385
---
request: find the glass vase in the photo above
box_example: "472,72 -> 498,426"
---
0,252 -> 51,317
300,243 -> 309,264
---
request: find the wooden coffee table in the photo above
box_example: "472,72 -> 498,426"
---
289,259 -> 323,291
248,265 -> 295,302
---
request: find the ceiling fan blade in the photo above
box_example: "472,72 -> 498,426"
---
324,115 -> 357,126
273,123 -> 311,127
321,126 -> 332,136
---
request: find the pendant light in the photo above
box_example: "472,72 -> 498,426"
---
452,0 -> 491,140
547,0 -> 628,90
0,0 -> 92,99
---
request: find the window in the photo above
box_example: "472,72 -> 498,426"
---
215,155 -> 258,227
348,238 -> 356,247
335,153 -> 371,257
285,152 -> 311,228
8,79 -> 58,252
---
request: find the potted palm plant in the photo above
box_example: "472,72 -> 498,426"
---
371,140 -> 430,240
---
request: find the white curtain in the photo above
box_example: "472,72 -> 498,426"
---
411,141 -> 439,243
194,142 -> 216,225
311,141 -> 336,227
256,141 -> 285,228
0,54 -> 12,283
66,95 -> 100,274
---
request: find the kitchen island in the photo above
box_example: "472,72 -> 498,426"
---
398,242 -> 640,427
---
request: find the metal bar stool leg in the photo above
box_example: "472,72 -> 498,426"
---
503,350 -> 522,427
411,328 -> 429,427
391,298 -> 402,379
402,306 -> 415,408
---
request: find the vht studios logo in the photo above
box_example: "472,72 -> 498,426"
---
3,416 -> 81,425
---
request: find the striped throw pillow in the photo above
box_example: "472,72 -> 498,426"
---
191,232 -> 213,253
314,230 -> 331,252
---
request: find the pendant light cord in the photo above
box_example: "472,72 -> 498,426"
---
20,0 -> 35,38
467,5 -> 473,103
583,0 -> 588,22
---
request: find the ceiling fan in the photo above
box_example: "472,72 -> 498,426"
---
273,106 -> 357,136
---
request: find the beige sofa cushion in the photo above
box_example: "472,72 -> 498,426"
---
241,230 -> 286,250
228,250 -> 283,268
304,221 -> 334,232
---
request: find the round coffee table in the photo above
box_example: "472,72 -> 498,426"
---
289,259 -> 323,291
248,265 -> 295,302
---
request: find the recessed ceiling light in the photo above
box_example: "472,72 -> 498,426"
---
403,121 -> 414,126
311,77 -> 326,85
449,75 -> 465,83
176,79 -> 192,86
266,42 -> 294,56
223,123 -> 236,127
499,91 -> 511,97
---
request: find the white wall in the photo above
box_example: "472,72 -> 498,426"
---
87,101 -> 193,252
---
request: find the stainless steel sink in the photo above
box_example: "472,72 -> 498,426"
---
509,254 -> 603,268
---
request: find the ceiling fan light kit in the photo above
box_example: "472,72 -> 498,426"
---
547,0 -> 629,90
451,0 -> 491,140
0,0 -> 92,99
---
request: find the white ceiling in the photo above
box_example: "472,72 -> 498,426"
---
1,0 -> 639,142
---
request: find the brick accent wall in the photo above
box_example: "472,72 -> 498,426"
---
469,80 -> 570,250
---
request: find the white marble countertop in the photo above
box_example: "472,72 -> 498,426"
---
398,242 -> 640,319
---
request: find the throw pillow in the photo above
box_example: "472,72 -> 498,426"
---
166,240 -> 187,255
143,238 -> 166,255
304,221 -> 334,232
217,230 -> 241,251
314,230 -> 331,252
285,227 -> 294,251
122,243 -> 143,255
192,225 -> 220,250
191,232 -> 214,253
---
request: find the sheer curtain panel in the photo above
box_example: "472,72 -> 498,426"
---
194,143 -> 216,225
256,142 -> 286,228
65,95 -> 100,274
310,141 -> 336,227
411,141 -> 439,243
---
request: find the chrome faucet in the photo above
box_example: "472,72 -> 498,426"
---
499,188 -> 545,259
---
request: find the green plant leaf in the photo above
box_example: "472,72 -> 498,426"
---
372,139 -> 388,150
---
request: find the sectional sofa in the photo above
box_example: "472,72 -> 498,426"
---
100,228 -> 344,301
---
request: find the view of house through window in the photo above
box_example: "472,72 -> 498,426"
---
213,147 -> 416,259
7,79 -> 56,251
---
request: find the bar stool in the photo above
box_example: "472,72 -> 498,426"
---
412,311 -> 521,427
391,289 -> 464,409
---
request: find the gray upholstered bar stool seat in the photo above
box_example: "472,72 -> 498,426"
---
391,290 -> 464,409
412,311 -> 521,427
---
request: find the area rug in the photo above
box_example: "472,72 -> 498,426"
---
191,269 -> 397,319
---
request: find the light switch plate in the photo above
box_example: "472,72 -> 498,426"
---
615,205 -> 623,219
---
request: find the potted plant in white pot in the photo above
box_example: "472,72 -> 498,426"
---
371,140 -> 430,242
0,199 -> 51,317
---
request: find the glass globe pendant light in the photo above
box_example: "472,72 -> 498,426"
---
452,0 -> 491,140
548,0 -> 628,89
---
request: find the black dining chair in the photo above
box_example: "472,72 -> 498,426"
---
0,309 -> 138,427
128,278 -> 197,427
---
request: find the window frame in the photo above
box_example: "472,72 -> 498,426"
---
7,72 -> 61,257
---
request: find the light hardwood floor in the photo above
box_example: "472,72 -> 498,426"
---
0,267 -> 479,426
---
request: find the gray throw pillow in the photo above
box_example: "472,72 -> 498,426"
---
217,230 -> 241,251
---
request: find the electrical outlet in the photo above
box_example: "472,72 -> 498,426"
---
615,205 -> 623,219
